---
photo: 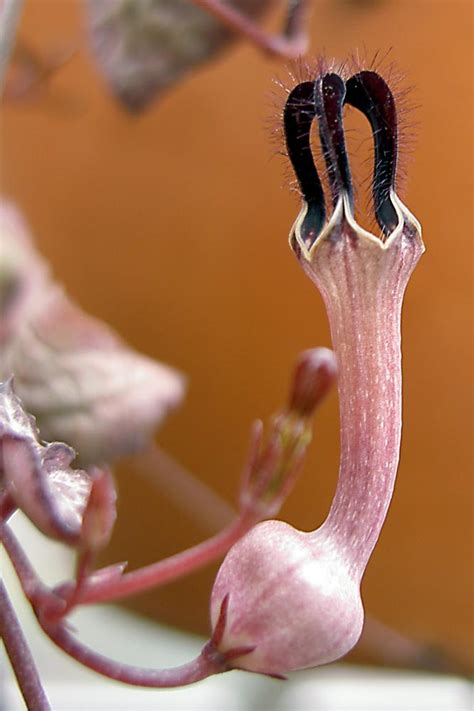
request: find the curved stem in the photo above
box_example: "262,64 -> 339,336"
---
38,620 -> 223,688
63,512 -> 256,605
0,523 -> 225,687
0,523 -> 235,689
0,579 -> 51,710
1,522 -> 40,593
0,511 -> 255,609
192,0 -> 309,58
0,522 -> 62,616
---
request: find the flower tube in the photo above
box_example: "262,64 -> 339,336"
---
208,65 -> 424,676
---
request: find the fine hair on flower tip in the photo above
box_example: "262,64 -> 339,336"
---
272,52 -> 416,241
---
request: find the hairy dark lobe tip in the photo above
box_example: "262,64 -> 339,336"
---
345,70 -> 399,234
284,81 -> 326,248
314,72 -> 354,210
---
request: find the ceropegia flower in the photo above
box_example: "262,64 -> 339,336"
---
0,201 -> 185,466
208,65 -> 425,675
0,379 -> 116,548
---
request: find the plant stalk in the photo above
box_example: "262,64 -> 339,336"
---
0,579 -> 51,710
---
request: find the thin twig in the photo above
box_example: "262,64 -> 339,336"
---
0,579 -> 51,710
282,0 -> 311,41
37,596 -> 252,688
0,0 -> 24,96
0,529 -> 231,688
0,505 -> 254,610
57,511 -> 256,606
192,0 -> 310,58
0,522 -> 64,617
38,620 -> 223,688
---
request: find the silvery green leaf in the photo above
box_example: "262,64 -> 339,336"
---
86,0 -> 272,111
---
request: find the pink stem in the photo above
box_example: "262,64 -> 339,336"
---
0,524 -> 246,687
0,579 -> 51,710
282,0 -> 309,41
0,512 -> 255,608
192,0 -> 309,58
0,521 -> 234,687
0,522 -> 63,616
66,512 -> 256,605
38,621 -> 223,688
1,521 -> 40,593
58,548 -> 94,618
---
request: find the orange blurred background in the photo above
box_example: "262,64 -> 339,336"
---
2,0 -> 473,669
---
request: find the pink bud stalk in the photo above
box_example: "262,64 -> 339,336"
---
209,66 -> 425,676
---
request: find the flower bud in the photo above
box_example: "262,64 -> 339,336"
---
288,347 -> 337,418
80,468 -> 117,552
239,348 -> 336,520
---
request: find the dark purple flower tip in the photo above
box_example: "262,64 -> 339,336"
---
314,72 -> 354,211
283,66 -> 401,244
284,81 -> 326,248
344,70 -> 399,235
